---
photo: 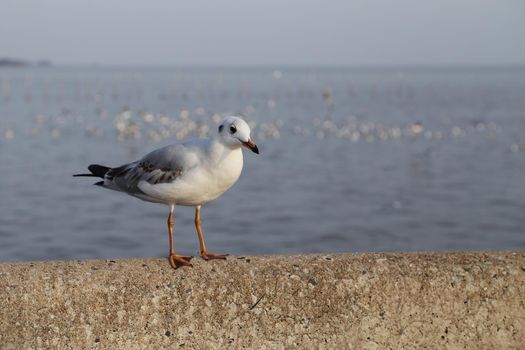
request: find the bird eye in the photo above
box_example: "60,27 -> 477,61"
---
230,125 -> 237,134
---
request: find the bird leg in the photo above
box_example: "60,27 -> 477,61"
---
195,206 -> 229,261
167,205 -> 193,269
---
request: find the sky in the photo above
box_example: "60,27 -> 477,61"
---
0,0 -> 524,66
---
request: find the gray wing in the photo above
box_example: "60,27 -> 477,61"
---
105,142 -> 201,194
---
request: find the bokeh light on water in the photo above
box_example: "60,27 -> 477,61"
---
0,66 -> 524,261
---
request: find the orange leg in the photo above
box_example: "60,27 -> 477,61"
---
195,206 -> 229,261
167,205 -> 193,269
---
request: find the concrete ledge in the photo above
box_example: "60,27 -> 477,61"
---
0,252 -> 524,349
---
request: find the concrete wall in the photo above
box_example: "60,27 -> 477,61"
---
0,252 -> 524,349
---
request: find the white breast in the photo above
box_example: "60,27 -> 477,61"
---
207,147 -> 244,197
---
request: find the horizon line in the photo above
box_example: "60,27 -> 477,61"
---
5,62 -> 525,70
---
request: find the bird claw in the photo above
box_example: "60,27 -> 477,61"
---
201,252 -> 229,261
168,254 -> 193,269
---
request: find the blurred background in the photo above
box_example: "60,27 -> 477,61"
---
0,1 -> 524,262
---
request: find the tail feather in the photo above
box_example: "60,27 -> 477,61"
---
73,164 -> 111,179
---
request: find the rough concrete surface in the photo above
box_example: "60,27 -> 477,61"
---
0,252 -> 524,349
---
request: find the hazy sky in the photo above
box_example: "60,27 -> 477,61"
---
1,0 -> 524,66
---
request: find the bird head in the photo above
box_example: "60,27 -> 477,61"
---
217,116 -> 259,154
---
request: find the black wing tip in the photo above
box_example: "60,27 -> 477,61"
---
74,164 -> 110,179
94,181 -> 105,186
88,164 -> 111,178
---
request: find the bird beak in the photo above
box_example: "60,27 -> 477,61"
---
242,139 -> 259,154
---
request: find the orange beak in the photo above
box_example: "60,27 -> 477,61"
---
242,139 -> 259,154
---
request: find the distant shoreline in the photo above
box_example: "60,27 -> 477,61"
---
0,58 -> 52,68
1,62 -> 524,71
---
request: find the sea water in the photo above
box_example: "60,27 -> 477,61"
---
0,66 -> 524,261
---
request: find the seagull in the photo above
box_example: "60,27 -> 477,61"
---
74,116 -> 259,269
